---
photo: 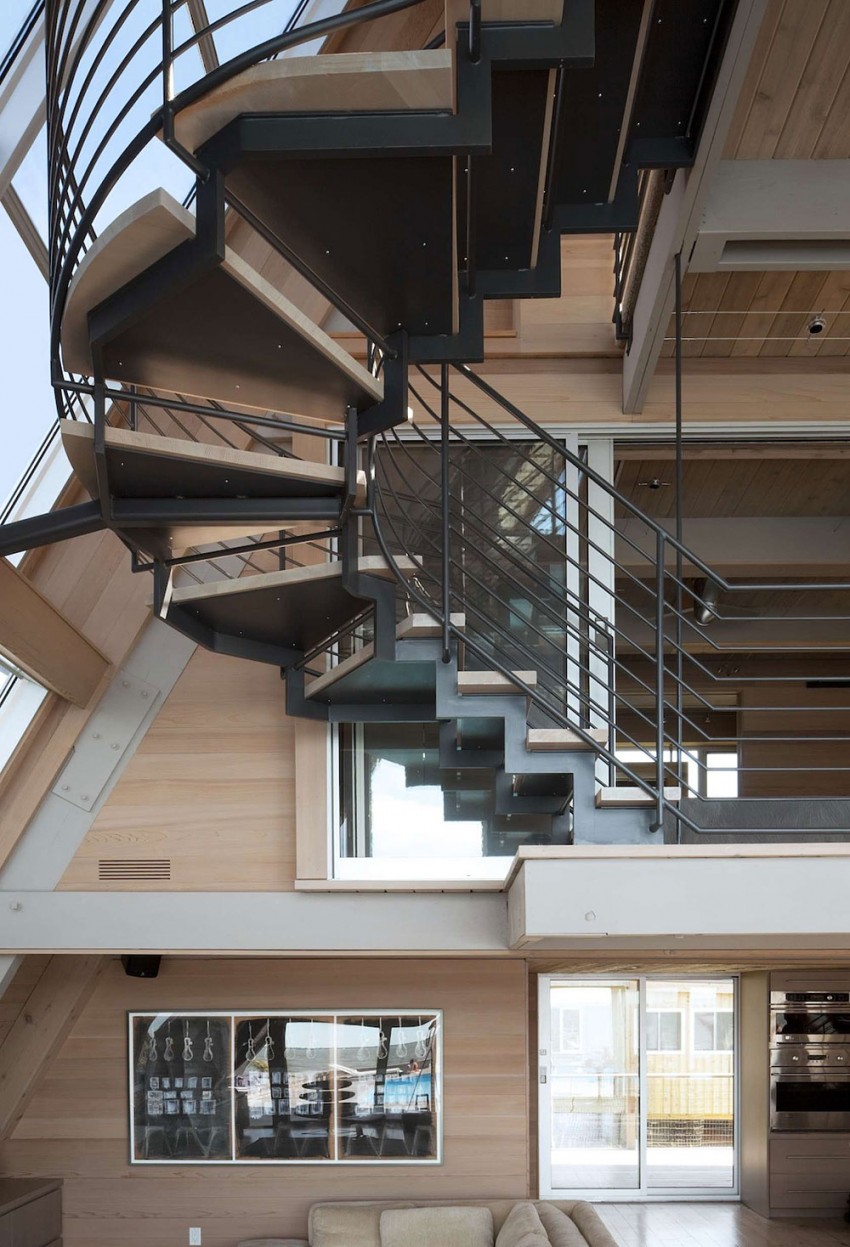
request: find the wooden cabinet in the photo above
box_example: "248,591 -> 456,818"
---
770,1134 -> 850,1213
0,1181 -> 61,1247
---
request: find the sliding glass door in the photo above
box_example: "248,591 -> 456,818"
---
538,976 -> 737,1200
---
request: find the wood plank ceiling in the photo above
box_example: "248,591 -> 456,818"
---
663,0 -> 850,358
614,447 -> 850,518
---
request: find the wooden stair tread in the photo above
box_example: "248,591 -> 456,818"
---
595,786 -> 682,808
170,555 -> 413,606
306,612 -> 466,699
174,51 -> 456,154
62,190 -> 382,419
527,727 -> 608,751
458,670 -> 538,695
61,421 -> 367,504
166,556 -> 417,658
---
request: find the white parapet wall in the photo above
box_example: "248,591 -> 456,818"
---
508,846 -> 850,949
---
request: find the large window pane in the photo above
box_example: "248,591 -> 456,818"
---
0,210 -> 55,514
337,722 -> 564,881
130,1014 -> 233,1161
234,1015 -> 334,1161
646,980 -> 735,1190
547,981 -> 640,1190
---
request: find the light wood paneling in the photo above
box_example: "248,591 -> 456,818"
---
0,956 -> 103,1142
0,505 -> 154,872
0,960 -> 51,1052
0,558 -> 110,706
0,956 -> 529,1247
725,0 -> 850,160
517,238 -> 619,358
739,685 -> 850,799
663,270 -> 850,359
58,649 -> 297,891
615,450 -> 850,519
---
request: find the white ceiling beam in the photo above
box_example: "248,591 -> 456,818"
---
621,0 -> 769,414
510,851 -> 850,947
0,891 -> 509,954
690,159 -> 850,272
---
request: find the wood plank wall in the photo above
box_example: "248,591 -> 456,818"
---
739,685 -> 850,798
58,649 -> 297,891
0,956 -> 529,1247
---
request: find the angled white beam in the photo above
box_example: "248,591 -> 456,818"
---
622,0 -> 769,413
0,9 -> 44,195
0,0 -> 116,194
690,159 -> 850,271
0,620 -> 195,889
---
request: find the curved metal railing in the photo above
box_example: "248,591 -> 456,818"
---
45,0 -> 435,428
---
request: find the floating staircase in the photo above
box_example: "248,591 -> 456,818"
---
8,0 -> 751,850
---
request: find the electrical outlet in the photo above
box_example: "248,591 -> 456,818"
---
189,1229 -> 202,1246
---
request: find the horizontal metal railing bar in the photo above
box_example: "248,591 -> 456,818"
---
135,528 -> 342,571
47,0 -> 433,385
377,481 -> 657,715
225,191 -> 398,360
395,402 -> 850,724
59,381 -> 345,438
374,487 -> 619,726
297,607 -> 376,672
454,365 -> 850,594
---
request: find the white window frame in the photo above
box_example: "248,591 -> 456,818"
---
645,1008 -> 684,1053
692,1009 -> 735,1055
537,974 -> 740,1203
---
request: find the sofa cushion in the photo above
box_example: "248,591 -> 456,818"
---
536,1205 -> 590,1247
496,1202 -> 548,1247
568,1203 -> 619,1247
310,1202 -> 414,1247
380,1206 -> 494,1247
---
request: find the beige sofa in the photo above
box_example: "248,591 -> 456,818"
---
239,1197 -> 619,1247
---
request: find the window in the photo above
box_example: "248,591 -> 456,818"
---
704,752 -> 739,799
336,722 -> 560,881
694,1010 -> 734,1052
130,1011 -> 441,1164
645,1010 -> 682,1052
553,1007 -> 581,1054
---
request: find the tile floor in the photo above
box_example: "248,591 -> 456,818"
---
597,1202 -> 850,1246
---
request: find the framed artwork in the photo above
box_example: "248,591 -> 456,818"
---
128,1011 -> 441,1165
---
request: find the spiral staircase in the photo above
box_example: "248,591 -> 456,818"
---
3,0 -> 746,847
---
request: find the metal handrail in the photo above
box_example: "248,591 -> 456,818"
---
368,366 -> 850,838
46,0 -> 433,422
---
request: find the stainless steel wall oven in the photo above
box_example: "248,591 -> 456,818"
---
770,992 -> 850,1130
